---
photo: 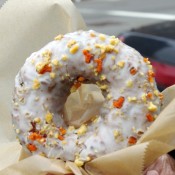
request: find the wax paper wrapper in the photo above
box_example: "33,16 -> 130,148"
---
64,84 -> 105,127
1,0 -> 175,174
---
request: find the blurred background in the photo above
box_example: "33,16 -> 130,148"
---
1,0 -> 175,90
73,0 -> 175,90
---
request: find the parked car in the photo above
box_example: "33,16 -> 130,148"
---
118,22 -> 175,90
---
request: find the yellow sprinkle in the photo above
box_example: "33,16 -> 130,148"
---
86,156 -> 91,161
111,56 -> 116,60
51,59 -> 59,66
44,57 -> 51,63
40,138 -> 46,143
95,44 -> 102,48
100,75 -> 106,81
117,61 -> 125,68
154,114 -> 158,119
54,34 -> 63,40
65,73 -> 70,77
42,50 -> 52,59
96,82 -> 108,90
148,102 -> 157,112
14,102 -> 19,107
107,93 -> 112,100
16,129 -> 20,134
93,117 -> 99,123
113,130 -> 119,138
140,72 -> 144,76
36,62 -> 46,73
61,76 -> 65,81
126,80 -> 133,88
43,125 -> 49,130
94,72 -> 98,76
154,90 -> 159,96
62,140 -> 67,145
141,93 -> 147,102
86,47 -> 92,52
61,55 -> 68,61
99,34 -> 106,41
32,78 -> 40,90
33,117 -> 41,123
39,152 -> 46,157
100,84 -> 108,90
114,49 -> 119,54
88,65 -> 94,70
68,126 -> 75,132
69,44 -> 79,54
128,97 -> 137,102
148,65 -> 153,69
132,127 -> 136,133
45,112 -> 53,123
70,86 -> 77,93
95,44 -> 106,53
54,133 -> 59,139
111,65 -> 117,70
74,158 -> 84,167
105,45 -> 115,53
50,72 -> 56,79
110,38 -> 119,45
67,40 -> 76,48
48,130 -> 54,137
77,124 -> 87,136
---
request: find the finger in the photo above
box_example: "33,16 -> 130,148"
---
146,170 -> 159,175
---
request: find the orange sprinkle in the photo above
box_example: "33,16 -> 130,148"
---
128,136 -> 137,144
148,77 -> 153,83
90,33 -> 96,37
94,58 -> 103,73
148,70 -> 155,83
58,135 -> 64,141
146,92 -> 153,99
83,50 -> 94,63
39,64 -> 52,74
59,127 -> 66,135
143,57 -> 149,63
113,96 -> 125,109
77,76 -> 85,82
28,132 -> 43,141
130,67 -> 137,75
146,113 -> 154,122
70,81 -> 81,92
74,81 -> 81,89
27,143 -> 37,152
158,93 -> 164,100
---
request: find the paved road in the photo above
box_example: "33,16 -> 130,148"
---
74,0 -> 175,35
1,0 -> 175,36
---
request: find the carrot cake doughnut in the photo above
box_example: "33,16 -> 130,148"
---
12,30 -> 163,166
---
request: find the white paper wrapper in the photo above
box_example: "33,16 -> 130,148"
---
1,0 -> 175,174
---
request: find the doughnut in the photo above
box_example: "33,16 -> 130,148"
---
12,30 -> 163,166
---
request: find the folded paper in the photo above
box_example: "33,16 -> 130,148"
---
64,84 -> 105,127
1,0 -> 175,174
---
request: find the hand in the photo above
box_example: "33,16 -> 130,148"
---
144,154 -> 175,175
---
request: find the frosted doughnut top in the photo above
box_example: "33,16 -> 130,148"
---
12,30 -> 163,166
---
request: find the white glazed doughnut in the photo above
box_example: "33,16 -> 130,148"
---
12,30 -> 163,166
